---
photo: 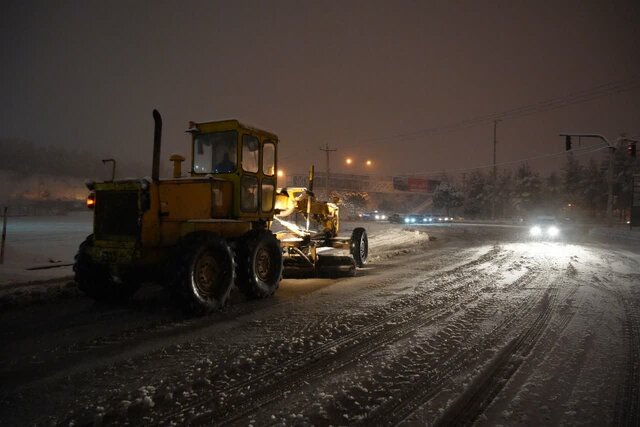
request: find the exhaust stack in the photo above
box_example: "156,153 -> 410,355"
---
152,109 -> 162,182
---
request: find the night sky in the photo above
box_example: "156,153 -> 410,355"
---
1,0 -> 639,180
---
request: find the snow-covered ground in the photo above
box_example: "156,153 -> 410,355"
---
0,216 -> 639,425
0,211 -> 92,285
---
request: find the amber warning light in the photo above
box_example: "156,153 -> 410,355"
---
86,193 -> 96,209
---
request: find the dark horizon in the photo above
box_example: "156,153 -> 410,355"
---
1,0 -> 639,179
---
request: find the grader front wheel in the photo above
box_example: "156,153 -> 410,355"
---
350,227 -> 368,267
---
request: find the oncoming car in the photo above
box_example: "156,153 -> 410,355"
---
359,211 -> 387,221
529,216 -> 561,239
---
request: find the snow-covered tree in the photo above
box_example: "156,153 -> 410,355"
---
612,140 -> 639,219
581,158 -> 607,217
494,169 -> 513,218
433,182 -> 463,216
562,154 -> 583,207
511,164 -> 542,215
541,171 -> 562,212
463,171 -> 490,218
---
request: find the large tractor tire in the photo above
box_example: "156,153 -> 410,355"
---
171,233 -> 235,315
73,235 -> 140,303
236,230 -> 283,299
350,227 -> 368,267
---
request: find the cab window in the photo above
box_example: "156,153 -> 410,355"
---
241,175 -> 259,212
242,134 -> 259,173
261,178 -> 275,212
263,141 -> 276,176
193,131 -> 237,174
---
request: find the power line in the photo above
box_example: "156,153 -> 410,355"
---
398,143 -> 610,177
279,77 -> 639,163
288,143 -> 609,178
349,76 -> 640,147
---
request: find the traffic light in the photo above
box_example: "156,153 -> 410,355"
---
628,142 -> 637,158
565,135 -> 572,151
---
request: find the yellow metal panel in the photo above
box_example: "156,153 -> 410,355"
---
158,181 -> 212,220
180,221 -> 251,239
160,222 -> 182,246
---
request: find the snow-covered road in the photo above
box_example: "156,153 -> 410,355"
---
0,222 -> 639,425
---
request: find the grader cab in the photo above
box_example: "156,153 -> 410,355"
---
74,110 -> 367,315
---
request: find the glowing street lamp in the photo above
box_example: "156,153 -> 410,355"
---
345,157 -> 353,165
365,160 -> 372,166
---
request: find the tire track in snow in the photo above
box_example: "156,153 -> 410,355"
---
432,285 -> 561,426
350,264 -> 552,426
4,246 -> 502,392
213,258 -> 538,426
596,251 -> 640,427
148,248 -> 517,425
36,246 -> 509,425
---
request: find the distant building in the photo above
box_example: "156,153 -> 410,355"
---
284,172 -> 440,214
285,172 -> 439,194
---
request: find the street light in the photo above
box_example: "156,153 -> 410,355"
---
344,157 -> 374,168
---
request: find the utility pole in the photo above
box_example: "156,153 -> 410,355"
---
491,120 -> 500,220
320,143 -> 337,200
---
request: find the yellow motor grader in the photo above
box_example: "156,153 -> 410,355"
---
74,110 -> 367,314
274,167 -> 368,278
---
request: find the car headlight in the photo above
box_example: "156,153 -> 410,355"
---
530,226 -> 542,236
404,217 -> 410,223
375,214 -> 380,220
547,226 -> 559,237
381,215 -> 386,220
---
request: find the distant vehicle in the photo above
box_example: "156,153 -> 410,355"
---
405,214 -> 431,224
359,210 -> 387,221
529,216 -> 561,239
388,213 -> 403,224
403,214 -> 419,224
430,214 -> 453,223
373,211 -> 387,221
420,214 -> 434,223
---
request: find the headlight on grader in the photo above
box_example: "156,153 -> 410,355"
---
86,192 -> 96,209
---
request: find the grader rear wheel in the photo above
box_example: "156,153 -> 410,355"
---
171,233 -> 235,315
236,230 -> 283,299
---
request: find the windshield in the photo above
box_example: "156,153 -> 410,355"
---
193,131 -> 238,174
